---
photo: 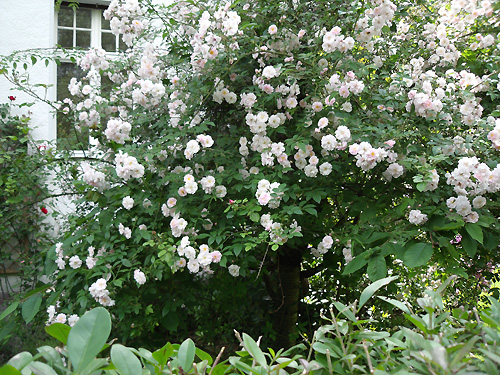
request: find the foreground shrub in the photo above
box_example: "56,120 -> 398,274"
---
2,0 -> 500,350
2,278 -> 500,374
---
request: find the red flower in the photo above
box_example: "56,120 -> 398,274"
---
8,96 -> 15,101
40,207 -> 48,214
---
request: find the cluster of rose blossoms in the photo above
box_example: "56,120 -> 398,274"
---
445,156 -> 500,223
175,236 -> 222,274
47,305 -> 79,326
260,214 -> 301,244
103,0 -> 144,47
310,235 -> 335,257
89,278 -> 115,307
189,3 -> 241,71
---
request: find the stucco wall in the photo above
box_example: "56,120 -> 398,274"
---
0,0 -> 56,142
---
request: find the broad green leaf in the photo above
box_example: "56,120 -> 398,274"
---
7,352 -> 33,370
0,365 -> 22,375
45,323 -> 71,345
404,314 -> 427,333
26,361 -> 58,375
332,301 -> 357,322
36,346 -> 63,367
436,275 -> 457,295
355,331 -> 390,340
367,255 -> 387,281
0,301 -> 19,321
152,343 -> 174,366
378,296 -> 411,314
21,294 -> 42,324
195,347 -> 213,365
460,232 -> 477,257
449,336 -> 479,368
177,338 -> 196,372
312,342 -> 341,358
358,276 -> 398,312
403,243 -> 433,268
465,223 -> 483,244
242,333 -> 267,367
342,254 -> 368,275
249,212 -> 260,222
67,307 -> 111,372
111,344 -> 143,375
229,357 -> 265,375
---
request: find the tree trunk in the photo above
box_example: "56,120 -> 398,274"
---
272,246 -> 302,350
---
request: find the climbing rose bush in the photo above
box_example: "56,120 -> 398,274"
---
7,0 -> 500,348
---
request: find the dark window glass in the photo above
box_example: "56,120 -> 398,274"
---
102,32 -> 116,52
76,30 -> 91,48
102,15 -> 111,30
57,29 -> 74,48
58,7 -> 74,27
57,62 -> 89,149
75,7 -> 92,28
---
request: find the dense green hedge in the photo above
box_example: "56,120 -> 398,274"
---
3,278 -> 500,375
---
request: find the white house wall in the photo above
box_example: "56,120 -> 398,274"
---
0,0 -> 56,142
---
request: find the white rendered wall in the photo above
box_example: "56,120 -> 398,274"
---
0,0 -> 56,142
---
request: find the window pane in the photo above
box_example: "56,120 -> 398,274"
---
58,7 -> 74,27
76,31 -> 91,48
58,29 -> 74,48
57,63 -> 89,149
75,8 -> 92,28
119,37 -> 127,51
102,15 -> 111,30
102,32 -> 116,52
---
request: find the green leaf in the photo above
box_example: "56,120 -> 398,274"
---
461,232 -> 477,257
404,314 -> 427,333
242,333 -> 267,367
358,276 -> 398,312
249,212 -> 260,222
403,243 -> 433,268
195,347 -> 213,365
367,255 -> 387,281
6,352 -> 33,370
0,301 -> 19,321
465,223 -> 483,244
111,344 -> 143,375
228,357 -> 264,375
342,254 -> 368,275
45,323 -> 71,345
0,365 -> 22,375
378,296 -> 411,314
333,301 -> 357,322
152,343 -> 174,366
26,361 -> 58,375
436,275 -> 457,295
177,338 -> 196,372
21,294 -> 42,324
36,346 -> 63,367
67,307 -> 111,372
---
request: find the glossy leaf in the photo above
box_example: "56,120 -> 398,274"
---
177,338 -> 196,373
111,344 -> 143,375
403,243 -> 433,268
358,276 -> 397,311
45,323 -> 71,345
242,333 -> 267,367
67,307 -> 111,372
21,294 -> 42,324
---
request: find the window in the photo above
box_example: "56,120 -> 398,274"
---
55,2 -> 124,149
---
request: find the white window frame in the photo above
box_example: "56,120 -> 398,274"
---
53,1 -> 117,154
